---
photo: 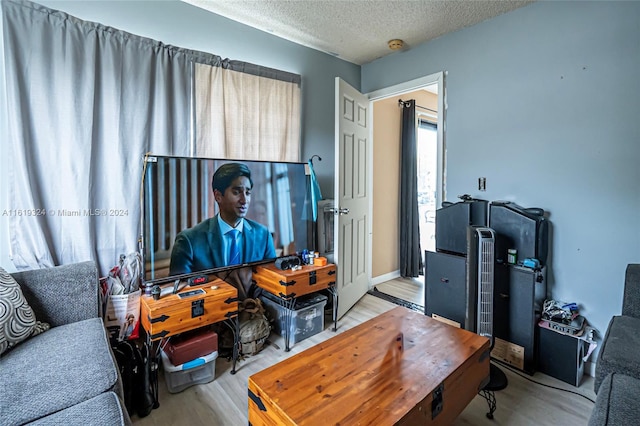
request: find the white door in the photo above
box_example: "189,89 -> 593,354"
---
334,78 -> 370,319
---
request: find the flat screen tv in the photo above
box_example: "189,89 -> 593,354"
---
141,154 -> 314,287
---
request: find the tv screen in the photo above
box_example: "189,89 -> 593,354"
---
141,154 -> 313,286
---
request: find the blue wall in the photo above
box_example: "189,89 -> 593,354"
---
362,1 -> 640,347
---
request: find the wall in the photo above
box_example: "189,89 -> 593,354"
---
362,1 -> 640,351
371,90 -> 437,279
0,0 -> 359,272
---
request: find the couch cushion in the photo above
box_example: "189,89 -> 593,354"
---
595,315 -> 640,392
26,391 -> 131,426
589,373 -> 640,425
0,318 -> 120,424
0,266 -> 37,355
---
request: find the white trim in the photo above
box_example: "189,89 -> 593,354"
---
437,72 -> 446,205
367,95 -> 374,290
417,110 -> 438,120
367,73 -> 443,101
371,270 -> 401,286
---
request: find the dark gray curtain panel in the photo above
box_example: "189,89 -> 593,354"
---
399,100 -> 423,277
2,0 -> 191,272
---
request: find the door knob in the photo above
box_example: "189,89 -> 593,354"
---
328,207 -> 350,215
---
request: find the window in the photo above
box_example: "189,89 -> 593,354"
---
417,119 -> 438,254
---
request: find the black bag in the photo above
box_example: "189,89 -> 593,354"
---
112,340 -> 158,418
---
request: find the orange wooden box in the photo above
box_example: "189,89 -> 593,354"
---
140,279 -> 238,341
252,263 -> 336,298
248,306 -> 490,426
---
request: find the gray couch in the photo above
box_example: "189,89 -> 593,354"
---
0,261 -> 131,425
589,263 -> 640,425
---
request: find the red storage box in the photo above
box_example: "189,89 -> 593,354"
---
164,329 -> 218,366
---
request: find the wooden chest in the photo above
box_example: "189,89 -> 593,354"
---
252,263 -> 336,298
248,306 -> 490,426
140,279 -> 238,341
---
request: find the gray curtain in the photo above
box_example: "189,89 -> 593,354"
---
399,100 -> 423,277
2,0 -> 191,273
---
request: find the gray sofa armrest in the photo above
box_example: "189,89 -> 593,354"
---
11,261 -> 99,327
622,264 -> 640,319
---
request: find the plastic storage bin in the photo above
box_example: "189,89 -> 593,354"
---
260,292 -> 327,345
160,349 -> 217,393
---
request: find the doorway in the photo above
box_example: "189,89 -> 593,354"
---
367,73 -> 445,309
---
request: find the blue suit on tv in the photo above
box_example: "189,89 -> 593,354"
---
169,215 -> 276,276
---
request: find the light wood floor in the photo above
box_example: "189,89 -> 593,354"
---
374,276 -> 425,307
133,291 -> 596,426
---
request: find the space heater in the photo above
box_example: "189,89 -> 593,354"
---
474,227 -> 496,342
468,226 -> 508,419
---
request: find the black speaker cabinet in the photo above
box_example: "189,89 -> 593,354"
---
489,201 -> 549,266
424,250 -> 475,330
435,199 -> 487,256
537,325 -> 588,387
492,265 -> 547,375
492,262 -> 511,341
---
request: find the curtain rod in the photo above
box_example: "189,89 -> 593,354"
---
398,99 -> 438,114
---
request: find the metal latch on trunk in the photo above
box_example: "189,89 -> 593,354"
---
192,299 -> 204,318
431,382 -> 444,419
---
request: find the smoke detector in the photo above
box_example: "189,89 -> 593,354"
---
388,39 -> 404,50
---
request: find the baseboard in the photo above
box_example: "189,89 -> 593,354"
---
371,270 -> 400,286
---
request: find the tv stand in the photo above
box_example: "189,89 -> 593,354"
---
252,262 -> 337,351
140,279 -> 240,375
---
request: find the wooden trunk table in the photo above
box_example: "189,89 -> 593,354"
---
248,306 -> 490,425
140,278 -> 240,373
252,263 -> 337,351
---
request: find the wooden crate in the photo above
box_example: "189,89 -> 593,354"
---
248,306 -> 490,426
140,279 -> 238,341
252,263 -> 336,298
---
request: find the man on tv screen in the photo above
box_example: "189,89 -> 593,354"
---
169,162 -> 276,276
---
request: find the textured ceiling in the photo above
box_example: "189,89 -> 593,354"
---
183,0 -> 535,65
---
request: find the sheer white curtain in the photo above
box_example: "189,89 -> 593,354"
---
194,61 -> 301,162
2,0 -> 191,272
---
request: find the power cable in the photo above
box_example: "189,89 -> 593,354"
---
493,360 -> 596,404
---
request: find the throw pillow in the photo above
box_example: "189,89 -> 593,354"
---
31,321 -> 51,337
0,267 -> 37,355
